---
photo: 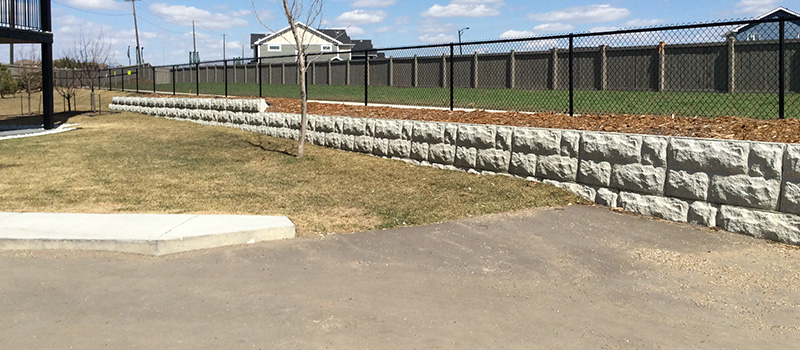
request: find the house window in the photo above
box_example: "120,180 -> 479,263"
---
267,44 -> 281,52
321,44 -> 332,52
746,33 -> 762,41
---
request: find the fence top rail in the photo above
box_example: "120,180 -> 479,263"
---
112,16 -> 794,71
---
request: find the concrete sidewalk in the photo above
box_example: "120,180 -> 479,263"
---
0,212 -> 294,255
1,206 -> 798,349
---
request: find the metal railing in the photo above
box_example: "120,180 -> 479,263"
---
0,0 -> 42,31
94,17 -> 799,119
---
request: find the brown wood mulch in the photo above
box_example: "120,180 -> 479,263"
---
145,94 -> 800,144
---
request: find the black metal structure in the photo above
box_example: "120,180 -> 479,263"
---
1,0 -> 53,128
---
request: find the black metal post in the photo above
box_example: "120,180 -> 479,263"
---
779,20 -> 785,119
172,66 -> 176,95
364,51 -> 369,106
136,66 -> 139,93
108,69 -> 111,90
449,43 -> 454,111
121,68 -> 125,92
195,63 -> 200,96
224,59 -> 228,97
152,66 -> 156,93
568,34 -> 574,117
258,57 -> 263,98
41,0 -> 54,129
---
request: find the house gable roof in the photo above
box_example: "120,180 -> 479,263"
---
252,23 -> 347,47
728,7 -> 800,35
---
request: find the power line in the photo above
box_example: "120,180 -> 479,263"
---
51,0 -> 129,16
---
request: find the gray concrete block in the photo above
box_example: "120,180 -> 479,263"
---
325,133 -> 342,149
596,187 -> 619,207
578,159 -> 612,187
374,120 -> 402,139
610,164 -> 666,195
665,169 -> 709,201
512,128 -> 560,155
340,134 -> 356,151
536,155 -> 578,182
429,144 -> 456,164
784,144 -> 800,182
509,153 -> 537,177
342,118 -> 366,136
781,181 -> 800,215
412,122 -> 445,144
388,139 -> 412,159
669,138 -> 749,175
444,124 -> 458,145
543,180 -> 597,202
708,174 -> 780,210
456,124 -> 496,149
410,142 -> 429,161
401,121 -> 414,140
581,133 -> 642,164
315,116 -> 336,133
354,135 -> 374,153
495,126 -> 514,151
455,146 -> 477,168
561,131 -> 581,158
748,143 -> 783,179
373,138 -> 390,156
718,205 -> 800,245
618,191 -> 689,223
688,201 -> 718,227
477,149 -> 511,172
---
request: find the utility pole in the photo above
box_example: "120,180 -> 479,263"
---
222,34 -> 227,61
458,27 -> 469,55
126,0 -> 142,65
193,20 -> 197,57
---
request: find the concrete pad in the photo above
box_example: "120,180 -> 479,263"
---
0,212 -> 295,255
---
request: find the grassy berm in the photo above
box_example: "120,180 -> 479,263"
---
0,91 -> 580,237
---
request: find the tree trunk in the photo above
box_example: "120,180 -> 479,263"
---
297,65 -> 308,158
91,86 -> 96,113
67,97 -> 72,112
27,93 -> 31,115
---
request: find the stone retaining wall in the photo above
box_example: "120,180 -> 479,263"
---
110,97 -> 800,245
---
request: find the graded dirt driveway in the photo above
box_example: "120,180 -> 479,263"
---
1,206 -> 799,349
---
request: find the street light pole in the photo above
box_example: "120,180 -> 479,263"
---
458,27 -> 469,55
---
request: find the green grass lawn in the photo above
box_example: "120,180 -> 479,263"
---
110,82 -> 800,120
0,101 -> 581,237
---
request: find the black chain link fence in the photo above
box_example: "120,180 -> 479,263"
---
98,17 -> 799,119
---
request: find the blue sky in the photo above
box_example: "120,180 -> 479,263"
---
11,0 -> 798,66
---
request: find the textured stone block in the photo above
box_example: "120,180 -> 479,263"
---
444,124 -> 458,145
665,169 -> 709,200
509,153 -> 537,177
477,149 -> 511,172
781,181 -> 800,215
578,159 -> 612,187
748,143 -> 783,179
784,144 -> 800,182
708,174 -> 780,210
401,121 -> 414,140
596,188 -> 619,207
688,201 -> 718,227
718,205 -> 800,245
456,124 -> 496,149
314,116 -> 335,133
388,140 -> 412,159
560,131 -> 581,157
512,128 -> 560,155
495,127 -> 514,151
618,192 -> 689,222
581,133 -> 642,163
324,133 -> 341,149
455,146 -> 477,168
410,142 -> 429,161
339,135 -> 355,151
536,155 -> 578,182
610,164 -> 666,195
354,136 -> 373,153
374,120 -> 402,139
372,138 -> 390,156
412,122 -> 445,144
342,118 -> 366,136
669,138 -> 749,175
429,144 -> 456,164
543,180 -> 596,201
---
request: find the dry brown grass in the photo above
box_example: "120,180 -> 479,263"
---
0,89 -> 581,237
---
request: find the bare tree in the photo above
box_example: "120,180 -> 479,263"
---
53,66 -> 78,112
16,48 -> 42,115
254,0 -> 325,158
59,31 -> 112,113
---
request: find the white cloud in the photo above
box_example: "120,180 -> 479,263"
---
148,3 -> 249,30
422,4 -> 500,18
419,33 -> 457,43
528,4 -> 630,23
351,0 -> 397,7
335,9 -> 388,25
532,23 -> 574,32
589,26 -> 619,33
375,26 -> 392,33
66,0 -> 125,11
735,0 -> 781,15
499,30 -> 535,39
625,19 -> 665,27
345,26 -> 366,36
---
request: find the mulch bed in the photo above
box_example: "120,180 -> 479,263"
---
145,94 -> 800,144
